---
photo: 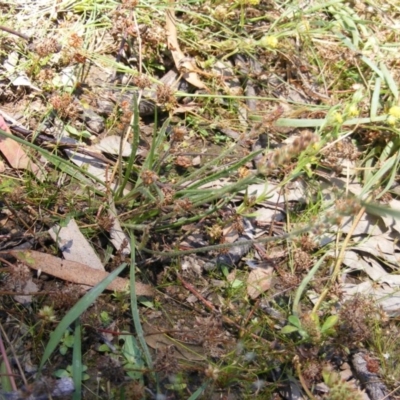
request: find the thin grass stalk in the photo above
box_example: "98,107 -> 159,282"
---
116,93 -> 141,198
180,152 -> 259,192
177,144 -> 255,187
156,177 -> 253,224
143,113 -> 168,173
0,323 -> 27,387
142,224 -> 313,258
376,145 -> 400,200
155,196 -> 232,231
312,204 -> 368,314
191,174 -> 256,208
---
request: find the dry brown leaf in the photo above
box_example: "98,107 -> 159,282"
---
5,250 -> 154,296
166,1 -> 207,90
247,267 -> 273,299
0,115 -> 44,180
49,219 -> 105,271
143,322 -> 205,361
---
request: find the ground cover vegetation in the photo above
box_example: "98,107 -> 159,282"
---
1,0 -> 400,399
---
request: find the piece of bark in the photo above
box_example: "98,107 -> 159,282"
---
4,250 -> 154,296
352,352 -> 391,400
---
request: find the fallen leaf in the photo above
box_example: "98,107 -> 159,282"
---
5,250 -> 154,296
12,74 -> 42,91
143,322 -> 205,361
166,1 -> 207,90
247,267 -> 273,299
342,280 -> 400,317
109,200 -> 131,255
94,135 -> 132,157
0,116 -> 44,180
48,218 -> 105,271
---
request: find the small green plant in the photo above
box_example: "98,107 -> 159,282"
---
37,305 -> 57,323
281,313 -> 338,343
54,364 -> 90,381
99,311 -> 112,326
322,366 -> 364,400
59,330 -> 75,355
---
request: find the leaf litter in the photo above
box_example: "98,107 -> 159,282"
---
1,0 -> 400,399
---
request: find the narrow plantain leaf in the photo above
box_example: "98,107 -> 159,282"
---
288,315 -> 302,329
281,325 -> 299,334
293,254 -> 328,316
321,315 -> 339,333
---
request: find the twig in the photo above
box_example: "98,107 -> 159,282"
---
294,355 -> 317,400
0,329 -> 17,391
0,25 -> 30,41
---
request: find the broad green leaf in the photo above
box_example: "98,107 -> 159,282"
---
321,315 -> 339,333
281,325 -> 299,334
288,315 -> 302,329
120,333 -> 144,381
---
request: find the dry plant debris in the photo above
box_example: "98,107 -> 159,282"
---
1,0 -> 400,399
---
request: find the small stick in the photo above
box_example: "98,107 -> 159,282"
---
0,25 -> 30,41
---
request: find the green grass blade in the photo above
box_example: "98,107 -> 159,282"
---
380,62 -> 399,101
129,233 -> 157,385
361,154 -> 396,197
362,200 -> 400,220
188,381 -> 209,400
0,361 -> 13,393
275,115 -> 387,128
39,263 -> 127,371
120,333 -> 144,381
0,128 -> 105,189
183,151 -> 258,190
72,318 -> 82,400
292,254 -> 328,316
371,77 -> 381,119
116,93 -> 141,198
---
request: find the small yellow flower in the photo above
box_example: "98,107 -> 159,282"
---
347,105 -> 359,117
389,106 -> 400,119
247,0 -> 260,4
333,112 -> 343,124
259,35 -> 278,49
387,115 -> 397,126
